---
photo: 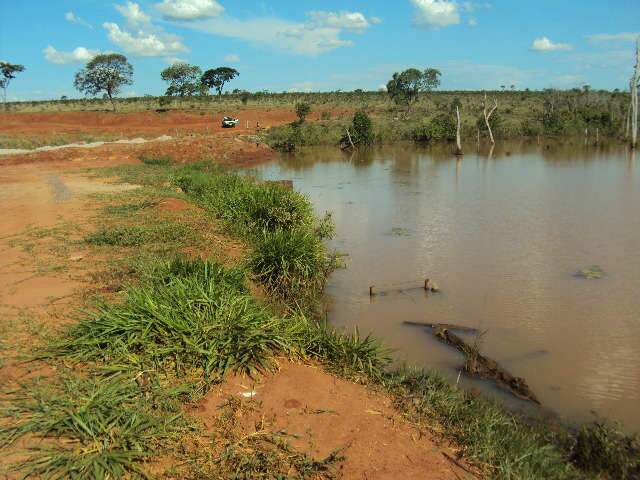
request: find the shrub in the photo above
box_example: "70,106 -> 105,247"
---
295,102 -> 311,123
413,113 -> 456,142
350,111 -> 374,145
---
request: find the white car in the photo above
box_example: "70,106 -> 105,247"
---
221,116 -> 240,128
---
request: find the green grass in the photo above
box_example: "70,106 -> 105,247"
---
139,153 -> 174,166
0,375 -> 185,479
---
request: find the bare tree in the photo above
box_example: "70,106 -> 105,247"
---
631,36 -> 640,149
455,105 -> 463,155
483,93 -> 498,145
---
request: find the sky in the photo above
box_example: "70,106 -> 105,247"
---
0,0 -> 639,101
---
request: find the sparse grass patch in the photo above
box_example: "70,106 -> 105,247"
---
182,396 -> 344,479
104,200 -> 158,215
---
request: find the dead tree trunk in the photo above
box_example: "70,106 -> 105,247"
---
455,106 -> 463,155
631,37 -> 640,149
483,93 -> 498,145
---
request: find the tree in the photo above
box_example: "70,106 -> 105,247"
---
386,68 -> 441,110
482,93 -> 498,144
201,67 -> 239,98
161,63 -> 203,99
74,54 -> 132,111
0,62 -> 25,105
295,102 -> 311,123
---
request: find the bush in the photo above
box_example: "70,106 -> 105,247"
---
295,102 -> 311,123
350,111 -> 374,145
413,113 -> 456,142
139,153 -> 173,166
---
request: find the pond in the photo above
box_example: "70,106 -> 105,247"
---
252,140 -> 640,432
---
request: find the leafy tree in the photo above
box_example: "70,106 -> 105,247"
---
295,102 -> 311,123
386,68 -> 441,109
74,54 -> 132,111
0,61 -> 26,105
161,63 -> 203,99
201,67 -> 239,98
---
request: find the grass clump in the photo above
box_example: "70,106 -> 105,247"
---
0,375 -> 184,479
250,228 -> 333,302
572,421 -> 639,479
139,153 -> 173,166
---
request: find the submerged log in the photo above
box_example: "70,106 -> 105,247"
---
433,326 -> 540,404
403,321 -> 478,334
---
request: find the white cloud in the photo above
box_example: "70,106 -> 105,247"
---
43,45 -> 99,64
115,1 -> 151,26
410,0 -> 460,28
587,32 -> 640,43
307,11 -> 372,32
104,22 -> 188,57
104,2 -> 189,58
187,11 -> 378,55
468,17 -> 477,26
65,11 -> 92,29
224,53 -> 240,62
155,0 -> 224,21
531,37 -> 572,52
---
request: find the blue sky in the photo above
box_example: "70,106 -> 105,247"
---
1,0 -> 639,101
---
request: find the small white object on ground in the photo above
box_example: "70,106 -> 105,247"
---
240,391 -> 257,398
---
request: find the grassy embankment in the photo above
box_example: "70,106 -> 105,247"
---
1,156 -> 638,479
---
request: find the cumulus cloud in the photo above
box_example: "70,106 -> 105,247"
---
155,0 -> 224,21
104,22 -> 188,57
410,0 -> 460,28
588,32 -> 640,42
104,2 -> 188,58
186,9 -> 377,56
224,53 -> 240,62
43,45 -> 99,64
65,11 -> 92,28
307,11 -> 373,32
531,37 -> 572,52
115,1 -> 151,26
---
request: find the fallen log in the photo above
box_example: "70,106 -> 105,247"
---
403,321 -> 478,334
433,326 -> 540,404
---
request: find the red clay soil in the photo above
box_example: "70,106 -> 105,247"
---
191,362 -> 475,480
0,109 -> 300,138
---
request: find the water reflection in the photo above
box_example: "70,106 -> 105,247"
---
253,140 -> 640,432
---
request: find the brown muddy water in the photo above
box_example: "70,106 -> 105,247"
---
252,140 -> 640,431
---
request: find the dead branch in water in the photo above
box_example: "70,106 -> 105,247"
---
483,93 -> 498,145
432,326 -> 540,404
403,321 -> 478,334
